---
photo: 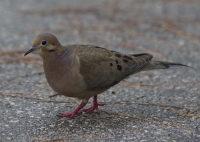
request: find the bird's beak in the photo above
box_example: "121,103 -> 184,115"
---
24,46 -> 39,56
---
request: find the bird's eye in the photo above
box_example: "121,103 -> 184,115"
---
41,40 -> 47,46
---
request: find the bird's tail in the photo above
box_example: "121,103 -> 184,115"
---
142,61 -> 189,71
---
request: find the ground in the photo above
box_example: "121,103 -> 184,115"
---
0,0 -> 199,141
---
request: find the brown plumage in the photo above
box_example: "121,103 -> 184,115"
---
24,33 -> 188,118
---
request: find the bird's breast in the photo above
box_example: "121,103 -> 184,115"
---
43,58 -> 87,98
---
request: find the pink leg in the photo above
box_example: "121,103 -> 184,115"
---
58,102 -> 86,118
83,95 -> 104,113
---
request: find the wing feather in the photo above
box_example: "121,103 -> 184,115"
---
68,45 -> 153,91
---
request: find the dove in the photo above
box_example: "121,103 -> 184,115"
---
24,33 -> 188,118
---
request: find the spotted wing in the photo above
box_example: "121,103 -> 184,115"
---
68,45 -> 153,91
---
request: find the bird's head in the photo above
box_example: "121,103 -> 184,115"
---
24,33 -> 62,57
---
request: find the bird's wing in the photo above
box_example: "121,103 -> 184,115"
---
68,45 -> 153,91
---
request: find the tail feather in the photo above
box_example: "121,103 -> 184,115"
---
142,61 -> 189,71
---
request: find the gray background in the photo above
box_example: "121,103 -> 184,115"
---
0,0 -> 199,141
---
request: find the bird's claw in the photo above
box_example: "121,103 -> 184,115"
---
83,103 -> 105,113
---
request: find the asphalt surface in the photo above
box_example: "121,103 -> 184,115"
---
0,0 -> 199,141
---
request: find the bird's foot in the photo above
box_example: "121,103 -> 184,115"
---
83,103 -> 105,113
57,102 -> 86,118
57,111 -> 82,118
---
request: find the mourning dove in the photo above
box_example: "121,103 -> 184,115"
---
24,33 -> 188,118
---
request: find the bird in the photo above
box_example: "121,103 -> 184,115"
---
24,33 -> 188,118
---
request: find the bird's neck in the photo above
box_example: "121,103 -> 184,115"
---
42,48 -> 73,71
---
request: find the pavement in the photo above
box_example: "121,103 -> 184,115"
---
0,0 -> 199,141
